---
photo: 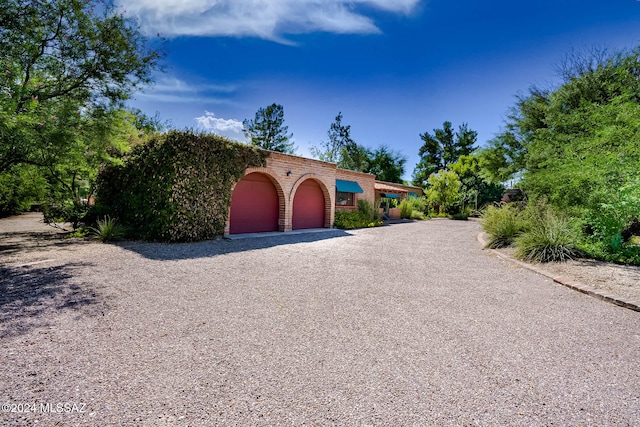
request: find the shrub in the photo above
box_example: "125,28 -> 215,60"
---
357,199 -> 375,220
399,198 -> 413,219
515,214 -> 581,262
334,210 -> 383,229
480,204 -> 526,248
578,241 -> 640,265
96,131 -> 267,242
450,212 -> 468,220
410,210 -> 427,220
89,216 -> 127,242
399,197 -> 428,220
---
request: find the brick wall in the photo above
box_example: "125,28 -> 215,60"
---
335,168 -> 376,212
224,150 -> 376,234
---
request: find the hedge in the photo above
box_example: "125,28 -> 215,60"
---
96,130 -> 267,242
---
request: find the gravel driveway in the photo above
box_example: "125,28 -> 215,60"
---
1,215 -> 639,426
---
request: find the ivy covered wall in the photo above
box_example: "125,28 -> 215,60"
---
96,130 -> 267,242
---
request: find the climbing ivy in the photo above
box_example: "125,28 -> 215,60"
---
96,130 -> 267,242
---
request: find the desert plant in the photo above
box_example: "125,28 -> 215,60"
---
399,198 -> 413,219
90,216 -> 126,242
357,199 -> 376,220
515,213 -> 581,262
480,204 -> 526,248
372,199 -> 382,221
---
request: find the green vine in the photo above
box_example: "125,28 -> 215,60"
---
96,130 -> 267,242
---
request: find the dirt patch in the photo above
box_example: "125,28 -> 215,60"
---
488,242 -> 640,303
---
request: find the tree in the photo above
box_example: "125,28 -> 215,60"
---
310,112 -> 353,163
479,46 -> 640,248
412,121 -> 477,187
450,154 -> 504,210
0,0 -> 162,221
367,145 -> 406,183
0,0 -> 162,172
424,170 -> 461,214
337,141 -> 370,172
243,103 -> 295,154
311,113 -> 406,179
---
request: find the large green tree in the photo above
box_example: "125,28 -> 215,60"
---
479,46 -> 640,245
450,154 -> 504,210
338,141 -> 370,172
412,121 -> 477,187
367,145 -> 406,183
424,170 -> 461,215
243,103 -> 295,154
0,0 -> 162,220
0,0 -> 161,171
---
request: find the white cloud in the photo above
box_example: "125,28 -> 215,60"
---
117,0 -> 420,41
152,77 -> 237,94
195,111 -> 246,141
136,76 -> 237,104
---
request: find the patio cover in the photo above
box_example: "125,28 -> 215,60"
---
374,182 -> 408,194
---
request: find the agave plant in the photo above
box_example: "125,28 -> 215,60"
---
89,216 -> 126,243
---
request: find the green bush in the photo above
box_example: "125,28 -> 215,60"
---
410,210 -> 427,220
0,165 -> 46,217
578,241 -> 640,265
357,199 -> 380,221
480,204 -> 526,248
450,212 -> 468,220
334,210 -> 383,229
399,197 -> 428,220
96,131 -> 267,242
89,216 -> 127,242
515,211 -> 581,263
399,198 -> 413,219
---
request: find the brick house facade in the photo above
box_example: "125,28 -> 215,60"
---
224,150 -> 421,235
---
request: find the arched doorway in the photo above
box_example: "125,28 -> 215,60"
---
292,179 -> 326,230
229,173 -> 279,234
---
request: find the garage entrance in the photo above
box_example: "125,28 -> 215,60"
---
292,179 -> 326,230
229,173 -> 280,234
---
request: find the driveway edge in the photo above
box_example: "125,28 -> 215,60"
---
477,232 -> 640,313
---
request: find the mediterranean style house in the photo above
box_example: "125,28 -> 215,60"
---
225,150 -> 422,235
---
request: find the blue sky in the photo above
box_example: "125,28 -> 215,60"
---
121,0 -> 640,182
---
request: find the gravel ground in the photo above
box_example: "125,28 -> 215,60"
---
1,213 -> 640,426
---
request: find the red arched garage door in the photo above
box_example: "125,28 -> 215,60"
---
229,173 -> 279,234
292,179 -> 326,230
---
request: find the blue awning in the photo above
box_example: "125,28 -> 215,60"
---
336,179 -> 363,193
408,192 -> 419,198
382,193 -> 399,199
